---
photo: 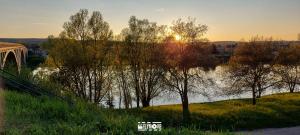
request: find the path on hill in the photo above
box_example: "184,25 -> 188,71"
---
236,126 -> 300,135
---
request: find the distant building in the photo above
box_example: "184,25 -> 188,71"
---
212,41 -> 237,55
290,41 -> 300,46
210,41 -> 300,63
26,45 -> 47,57
211,41 -> 238,63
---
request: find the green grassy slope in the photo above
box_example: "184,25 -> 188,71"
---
133,92 -> 300,131
4,91 -> 141,134
4,91 -> 222,135
6,90 -> 300,134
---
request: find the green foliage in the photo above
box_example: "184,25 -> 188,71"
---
26,55 -> 45,70
2,66 -> 71,103
3,62 -> 18,75
45,9 -> 115,104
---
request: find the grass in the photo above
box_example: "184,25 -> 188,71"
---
129,92 -> 300,131
5,90 -> 300,134
3,90 -> 226,135
4,90 -> 140,134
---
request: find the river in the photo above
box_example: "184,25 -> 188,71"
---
33,66 -> 291,108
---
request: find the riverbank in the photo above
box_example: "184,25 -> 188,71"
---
3,90 -> 223,134
128,92 -> 300,131
3,90 -> 300,134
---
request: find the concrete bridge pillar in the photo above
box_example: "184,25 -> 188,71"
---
0,42 -> 28,73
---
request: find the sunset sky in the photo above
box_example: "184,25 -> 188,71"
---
0,0 -> 299,41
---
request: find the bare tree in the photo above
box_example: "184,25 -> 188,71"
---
139,43 -> 166,107
163,18 -> 215,123
114,44 -> 132,109
274,45 -> 300,93
224,37 -> 277,105
121,16 -> 167,107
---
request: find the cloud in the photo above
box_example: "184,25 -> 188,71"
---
155,8 -> 165,13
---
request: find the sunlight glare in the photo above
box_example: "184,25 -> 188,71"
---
175,34 -> 181,41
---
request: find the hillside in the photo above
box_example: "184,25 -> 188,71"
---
3,90 -> 220,135
4,90 -> 300,134
130,92 -> 300,131
0,38 -> 47,45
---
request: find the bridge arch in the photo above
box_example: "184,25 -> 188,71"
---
0,42 -> 28,73
21,49 -> 26,65
2,51 -> 19,73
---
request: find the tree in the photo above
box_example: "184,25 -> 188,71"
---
114,43 -> 133,109
163,18 -> 215,123
139,43 -> 166,107
224,37 -> 277,105
171,17 -> 208,43
274,45 -> 300,93
47,9 -> 113,104
121,16 -> 167,107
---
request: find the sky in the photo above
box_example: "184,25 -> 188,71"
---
0,0 -> 299,41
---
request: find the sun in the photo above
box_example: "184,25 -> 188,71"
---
175,34 -> 182,41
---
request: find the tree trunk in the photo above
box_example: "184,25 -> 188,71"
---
182,94 -> 190,124
133,66 -> 140,108
142,99 -> 150,107
119,87 -> 122,109
257,89 -> 262,98
141,86 -> 150,107
289,83 -> 296,93
135,85 -> 140,108
256,81 -> 262,98
87,70 -> 92,102
123,88 -> 129,109
290,88 -> 294,93
182,71 -> 190,124
252,86 -> 256,105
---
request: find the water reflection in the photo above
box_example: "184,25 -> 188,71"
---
33,66 -> 290,108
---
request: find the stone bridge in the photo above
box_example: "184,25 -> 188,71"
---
0,42 -> 27,72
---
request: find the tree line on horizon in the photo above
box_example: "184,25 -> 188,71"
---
40,9 -> 300,124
